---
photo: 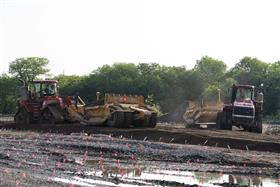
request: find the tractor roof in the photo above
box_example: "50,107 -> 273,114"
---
233,84 -> 254,89
32,80 -> 58,83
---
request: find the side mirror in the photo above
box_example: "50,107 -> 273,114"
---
258,83 -> 264,93
96,92 -> 100,101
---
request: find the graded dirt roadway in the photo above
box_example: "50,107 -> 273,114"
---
2,123 -> 280,153
0,123 -> 279,186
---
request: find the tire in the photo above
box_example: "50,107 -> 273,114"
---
249,125 -> 256,132
122,112 -> 133,128
134,116 -> 150,128
216,112 -> 222,128
256,114 -> 263,133
245,125 -> 252,132
107,111 -> 125,128
249,115 -> 262,133
218,112 -> 226,129
42,108 -> 56,124
148,113 -> 157,128
15,108 -> 30,125
225,111 -> 233,130
219,111 -> 232,130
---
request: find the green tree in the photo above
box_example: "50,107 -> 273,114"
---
263,61 -> 280,115
55,75 -> 83,96
194,56 -> 227,86
93,63 -> 140,94
193,56 -> 228,107
9,57 -> 50,85
219,77 -> 238,102
136,63 -> 162,96
202,84 -> 220,101
0,74 -> 18,113
229,56 -> 268,86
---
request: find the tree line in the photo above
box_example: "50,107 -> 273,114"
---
0,56 -> 280,119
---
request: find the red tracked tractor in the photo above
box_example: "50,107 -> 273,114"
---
14,80 -> 65,124
216,84 -> 264,133
14,79 -> 158,128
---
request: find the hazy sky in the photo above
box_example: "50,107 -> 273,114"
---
1,0 -> 280,75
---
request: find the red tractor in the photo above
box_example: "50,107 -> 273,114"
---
216,84 -> 264,133
14,80 -> 65,124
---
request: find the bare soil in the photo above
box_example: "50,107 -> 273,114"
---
0,122 -> 279,186
2,122 -> 280,153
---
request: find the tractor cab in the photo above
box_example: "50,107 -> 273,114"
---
231,85 -> 254,103
30,80 -> 58,99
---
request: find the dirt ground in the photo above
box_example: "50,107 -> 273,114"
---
0,122 -> 279,186
2,122 -> 280,153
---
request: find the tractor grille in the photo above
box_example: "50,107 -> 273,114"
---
233,116 -> 254,125
233,106 -> 254,117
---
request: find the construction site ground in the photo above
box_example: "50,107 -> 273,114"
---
0,122 -> 279,186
